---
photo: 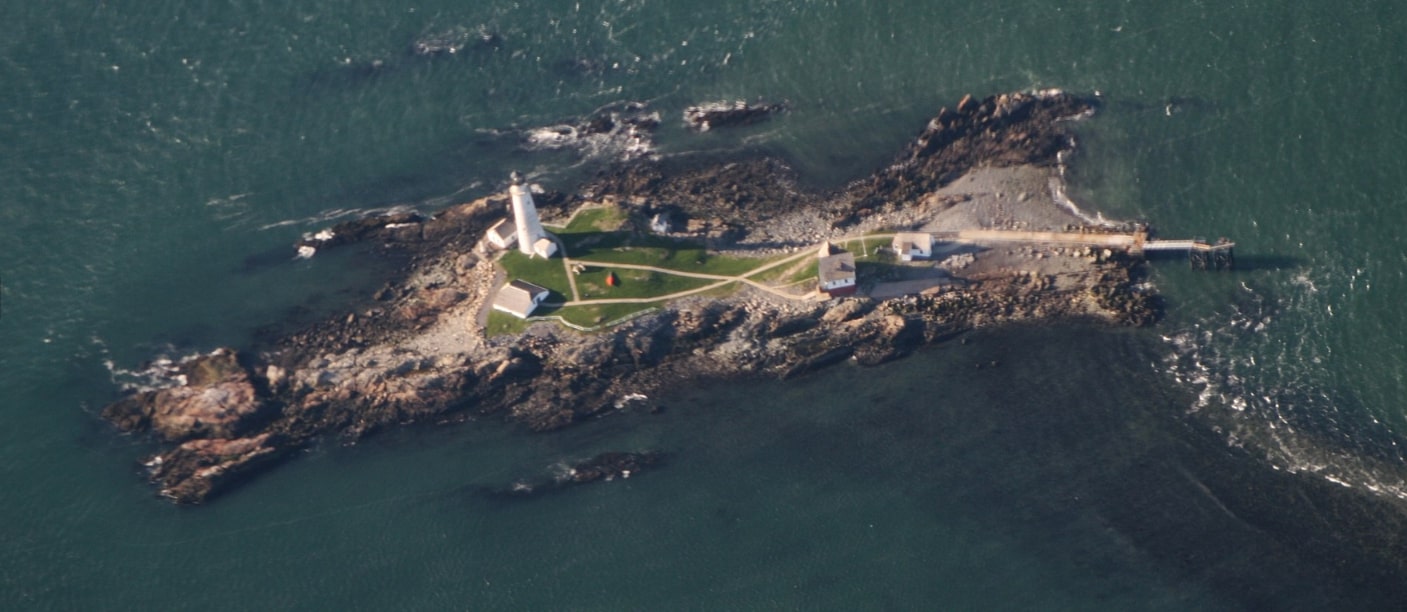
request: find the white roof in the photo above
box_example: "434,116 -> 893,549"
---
532,237 -> 558,258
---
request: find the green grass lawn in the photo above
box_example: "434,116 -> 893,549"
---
854,245 -> 894,264
578,245 -> 765,277
560,228 -> 779,279
839,236 -> 886,260
703,252 -> 776,277
573,265 -> 717,300
491,211 -> 828,333
560,205 -> 628,233
559,231 -> 687,262
553,302 -> 659,328
485,310 -> 530,336
499,250 -> 572,298
788,260 -> 820,284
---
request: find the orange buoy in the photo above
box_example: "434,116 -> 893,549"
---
606,272 -> 619,287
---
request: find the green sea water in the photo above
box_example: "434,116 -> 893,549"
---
5,0 -> 1407,608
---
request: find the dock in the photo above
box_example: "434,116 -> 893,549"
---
935,227 -> 1235,269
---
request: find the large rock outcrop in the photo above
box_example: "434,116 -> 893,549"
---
102,349 -> 269,442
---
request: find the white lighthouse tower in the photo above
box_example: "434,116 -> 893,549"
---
508,171 -> 556,258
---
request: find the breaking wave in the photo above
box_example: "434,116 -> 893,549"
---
98,344 -> 231,395
1162,275 -> 1407,501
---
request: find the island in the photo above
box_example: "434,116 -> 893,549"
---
102,90 -> 1218,503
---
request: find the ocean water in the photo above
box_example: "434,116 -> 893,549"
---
5,0 -> 1407,608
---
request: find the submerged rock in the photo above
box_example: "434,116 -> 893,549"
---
294,211 -> 426,255
488,451 -> 666,499
572,451 -> 662,482
683,99 -> 787,132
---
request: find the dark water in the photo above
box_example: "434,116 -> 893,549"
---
5,1 -> 1407,608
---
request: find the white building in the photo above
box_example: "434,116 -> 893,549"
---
532,237 -> 558,259
817,242 -> 857,297
486,218 -> 517,250
492,279 -> 551,319
892,232 -> 934,261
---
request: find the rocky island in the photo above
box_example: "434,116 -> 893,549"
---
104,90 -> 1171,503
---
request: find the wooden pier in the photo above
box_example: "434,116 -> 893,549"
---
935,227 -> 1235,269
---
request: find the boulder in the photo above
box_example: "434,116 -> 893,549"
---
564,451 -> 663,483
957,93 -> 976,114
146,433 -> 286,503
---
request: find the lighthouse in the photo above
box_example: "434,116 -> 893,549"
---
508,171 -> 556,258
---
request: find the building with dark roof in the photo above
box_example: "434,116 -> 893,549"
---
817,242 -> 857,297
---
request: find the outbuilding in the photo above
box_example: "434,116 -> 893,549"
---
817,242 -> 858,297
486,218 -> 517,250
892,232 -> 934,261
532,237 -> 559,259
492,279 -> 551,319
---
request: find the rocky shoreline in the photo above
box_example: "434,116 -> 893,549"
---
103,90 -> 1160,503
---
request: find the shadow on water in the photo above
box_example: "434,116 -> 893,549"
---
1144,251 -> 1303,272
240,246 -> 303,272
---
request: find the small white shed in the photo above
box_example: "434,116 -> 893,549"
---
486,218 -> 517,250
892,232 -> 934,261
